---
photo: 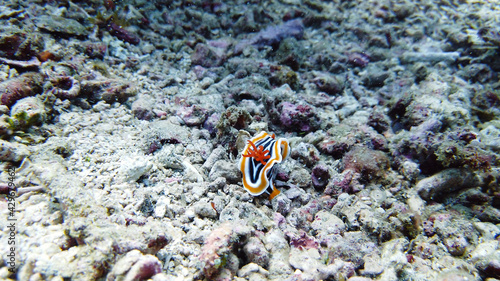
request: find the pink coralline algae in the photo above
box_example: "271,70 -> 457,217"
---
288,230 -> 319,250
278,101 -> 319,133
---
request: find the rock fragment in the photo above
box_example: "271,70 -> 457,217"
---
415,168 -> 476,201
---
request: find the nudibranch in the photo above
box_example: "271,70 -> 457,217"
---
239,131 -> 290,200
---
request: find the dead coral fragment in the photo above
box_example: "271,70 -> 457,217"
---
80,79 -> 137,104
0,139 -> 29,162
0,56 -> 41,69
107,22 -> 140,45
234,19 -> 304,53
415,168 -> 476,201
435,140 -> 493,171
199,222 -> 238,278
0,72 -> 44,107
216,106 -> 252,136
49,76 -> 81,99
7,96 -> 46,132
343,146 -> 390,180
35,15 -> 89,37
106,250 -> 162,281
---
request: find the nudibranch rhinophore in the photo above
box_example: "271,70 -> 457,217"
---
239,131 -> 290,200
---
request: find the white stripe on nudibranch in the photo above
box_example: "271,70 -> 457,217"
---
239,131 -> 290,200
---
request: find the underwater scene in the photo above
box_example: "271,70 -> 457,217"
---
0,0 -> 499,280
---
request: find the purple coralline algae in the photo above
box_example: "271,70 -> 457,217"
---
278,102 -> 318,132
311,164 -> 331,189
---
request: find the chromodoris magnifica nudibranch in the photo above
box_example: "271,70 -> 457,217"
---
239,131 -> 290,200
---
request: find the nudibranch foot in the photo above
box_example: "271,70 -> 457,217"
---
238,131 -> 290,200
268,187 -> 280,200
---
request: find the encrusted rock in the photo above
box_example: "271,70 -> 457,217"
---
234,19 -> 304,53
35,15 -> 89,37
237,262 -> 268,278
10,96 -> 47,125
0,139 -> 29,162
290,142 -> 321,168
119,156 -> 153,182
311,210 -> 345,237
143,120 -> 191,151
288,248 -> 325,280
209,160 -> 240,184
271,193 -> 291,216
198,222 -> 238,278
191,43 -> 226,67
132,96 -> 155,120
243,237 -> 270,268
193,199 -> 217,218
107,22 -> 140,45
311,164 -> 330,189
176,105 -> 207,126
415,168 -> 476,201
0,56 -> 41,69
263,229 -> 292,276
107,250 -> 162,281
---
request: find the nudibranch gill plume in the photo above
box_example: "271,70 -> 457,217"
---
239,131 -> 290,200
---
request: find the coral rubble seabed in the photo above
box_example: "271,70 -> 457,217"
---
0,0 -> 500,280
